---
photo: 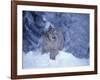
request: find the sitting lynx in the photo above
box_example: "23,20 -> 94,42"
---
42,25 -> 64,60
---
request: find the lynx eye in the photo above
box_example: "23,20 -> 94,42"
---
52,36 -> 56,39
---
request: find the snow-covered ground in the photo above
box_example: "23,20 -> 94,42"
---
22,50 -> 89,69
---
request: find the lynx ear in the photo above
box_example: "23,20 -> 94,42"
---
49,25 -> 53,30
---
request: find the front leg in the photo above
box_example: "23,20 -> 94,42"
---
41,46 -> 49,55
49,49 -> 58,60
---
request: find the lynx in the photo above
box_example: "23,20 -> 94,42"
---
42,26 -> 64,60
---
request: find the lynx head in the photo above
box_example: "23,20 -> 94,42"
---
46,26 -> 58,42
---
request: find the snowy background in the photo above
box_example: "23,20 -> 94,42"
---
22,11 -> 90,69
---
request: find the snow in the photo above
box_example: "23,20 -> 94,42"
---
22,50 -> 89,69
